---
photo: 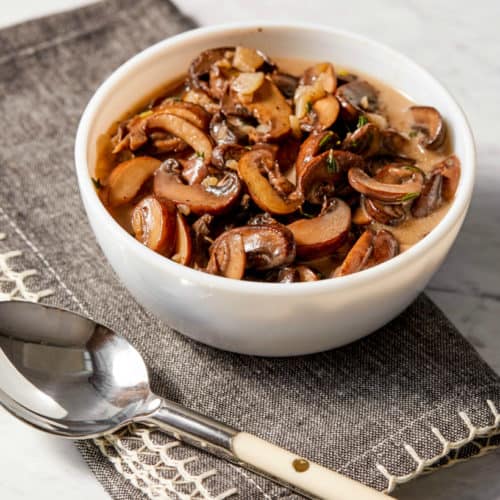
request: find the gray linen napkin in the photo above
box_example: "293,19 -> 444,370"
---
1,1 -> 499,498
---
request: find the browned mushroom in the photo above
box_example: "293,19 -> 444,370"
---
333,228 -> 398,276
348,165 -> 424,203
212,143 -> 246,169
298,150 -> 365,204
238,149 -> 302,214
288,198 -> 351,260
305,95 -> 340,131
189,47 -> 233,95
295,130 -> 340,176
182,88 -> 220,115
409,106 -> 446,150
362,196 -> 407,225
156,100 -> 211,130
170,212 -> 192,266
131,196 -> 177,255
154,163 -> 241,215
277,265 -> 319,283
147,113 -> 213,164
342,123 -> 381,157
411,173 -> 443,218
207,223 -> 296,279
335,80 -> 378,122
107,156 -> 161,207
379,128 -> 409,156
180,155 -> 208,185
432,155 -> 460,201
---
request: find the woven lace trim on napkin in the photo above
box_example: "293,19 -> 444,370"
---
1,221 -> 500,498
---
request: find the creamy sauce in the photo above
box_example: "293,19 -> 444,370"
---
96,55 -> 455,276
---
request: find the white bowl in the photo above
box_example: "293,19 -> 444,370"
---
75,23 -> 475,356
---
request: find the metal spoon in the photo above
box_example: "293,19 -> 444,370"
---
0,301 -> 390,500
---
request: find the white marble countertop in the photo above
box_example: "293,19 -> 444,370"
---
1,1 -> 499,499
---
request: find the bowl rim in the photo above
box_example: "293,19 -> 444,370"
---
75,21 -> 476,297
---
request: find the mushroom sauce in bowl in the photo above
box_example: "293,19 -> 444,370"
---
95,47 -> 460,283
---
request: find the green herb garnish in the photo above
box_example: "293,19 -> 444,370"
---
318,131 -> 334,150
326,149 -> 338,174
195,151 -> 205,159
300,207 -> 316,219
400,192 -> 420,202
357,115 -> 368,128
408,130 -> 418,138
91,177 -> 103,190
305,101 -> 313,113
138,109 -> 154,119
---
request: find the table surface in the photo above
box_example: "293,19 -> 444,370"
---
1,1 -> 499,499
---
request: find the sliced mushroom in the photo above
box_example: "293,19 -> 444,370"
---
207,223 -> 296,279
288,198 -> 351,260
306,95 -> 340,131
277,265 -> 319,283
189,47 -> 233,95
409,106 -> 446,150
149,132 -> 188,153
300,62 -> 337,93
335,80 -> 378,123
180,155 -> 208,185
107,156 -> 161,207
154,164 -> 241,215
348,165 -> 424,204
333,228 -> 398,277
379,128 -> 409,156
295,130 -> 340,176
156,100 -> 210,130
271,72 -> 299,98
298,150 -> 365,204
243,78 -> 292,141
362,196 -> 407,225
411,173 -> 443,218
238,149 -> 302,214
171,212 -> 192,266
147,113 -> 213,164
343,123 -> 381,157
209,112 -> 239,145
131,196 -> 177,255
182,88 -> 219,115
432,155 -> 460,201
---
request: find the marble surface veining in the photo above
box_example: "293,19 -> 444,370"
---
0,1 -> 499,499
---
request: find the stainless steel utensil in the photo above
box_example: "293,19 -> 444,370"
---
0,301 -> 391,499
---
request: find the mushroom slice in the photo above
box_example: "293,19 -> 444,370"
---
333,228 -> 399,277
156,100 -> 210,130
207,232 -> 246,280
362,196 -> 407,226
298,150 -> 365,204
154,166 -> 241,215
295,130 -> 340,176
245,78 -> 292,141
411,173 -> 443,218
310,95 -> 340,130
335,80 -> 379,122
409,106 -> 446,150
131,196 -> 177,255
300,62 -> 337,93
238,149 -> 302,215
107,156 -> 161,207
189,47 -> 233,94
147,113 -> 213,164
207,224 -> 296,278
379,128 -> 409,156
343,123 -> 381,157
182,88 -> 219,115
277,265 -> 319,283
288,198 -> 351,260
432,155 -> 460,201
209,112 -> 239,145
171,212 -> 193,266
348,165 -> 424,204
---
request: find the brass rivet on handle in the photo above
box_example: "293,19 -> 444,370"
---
292,458 -> 310,472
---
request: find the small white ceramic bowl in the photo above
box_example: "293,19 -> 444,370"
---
75,23 -> 475,356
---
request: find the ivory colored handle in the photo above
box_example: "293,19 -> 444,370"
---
232,432 -> 394,500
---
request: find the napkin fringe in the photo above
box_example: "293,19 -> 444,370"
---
377,399 -> 500,493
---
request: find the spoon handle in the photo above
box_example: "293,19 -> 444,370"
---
145,399 -> 393,500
